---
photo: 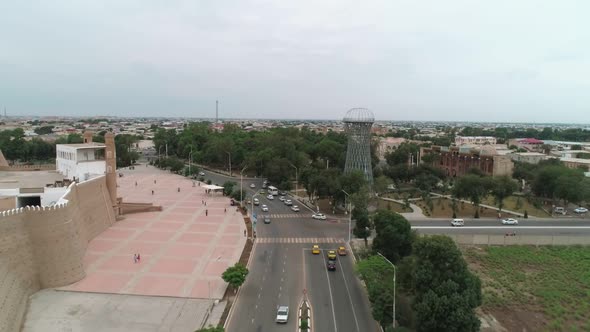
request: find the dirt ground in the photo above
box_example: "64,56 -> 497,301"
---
416,197 -> 519,218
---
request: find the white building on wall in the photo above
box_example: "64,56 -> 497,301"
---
455,136 -> 497,146
56,143 -> 107,181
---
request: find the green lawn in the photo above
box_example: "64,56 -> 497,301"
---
464,246 -> 590,331
480,195 -> 551,218
376,198 -> 413,213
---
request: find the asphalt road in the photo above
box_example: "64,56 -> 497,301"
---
409,218 -> 590,235
215,169 -> 378,332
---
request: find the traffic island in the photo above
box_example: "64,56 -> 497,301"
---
298,298 -> 311,332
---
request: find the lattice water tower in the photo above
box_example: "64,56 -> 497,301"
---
343,108 -> 374,186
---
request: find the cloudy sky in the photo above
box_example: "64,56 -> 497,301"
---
1,1 -> 589,122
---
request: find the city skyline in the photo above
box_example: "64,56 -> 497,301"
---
1,1 -> 589,122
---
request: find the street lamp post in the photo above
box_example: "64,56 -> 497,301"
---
189,148 -> 194,177
376,252 -> 396,329
158,145 -> 165,165
225,151 -> 232,176
341,190 -> 352,243
288,162 -> 298,198
240,166 -> 248,205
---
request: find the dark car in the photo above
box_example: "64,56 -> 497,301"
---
327,261 -> 336,271
264,216 -> 271,224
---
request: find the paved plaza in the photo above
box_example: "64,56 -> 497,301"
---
22,165 -> 246,332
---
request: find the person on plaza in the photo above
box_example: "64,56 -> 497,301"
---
133,253 -> 138,263
137,253 -> 141,262
206,209 -> 208,216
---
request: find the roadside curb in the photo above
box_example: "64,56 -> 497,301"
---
297,298 -> 312,332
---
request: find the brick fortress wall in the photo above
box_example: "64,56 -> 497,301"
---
0,175 -> 115,332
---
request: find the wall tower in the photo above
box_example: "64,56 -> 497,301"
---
104,132 -> 118,214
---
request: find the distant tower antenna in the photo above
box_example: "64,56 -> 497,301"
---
216,100 -> 219,123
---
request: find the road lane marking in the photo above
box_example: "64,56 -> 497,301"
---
337,258 -> 360,332
322,255 -> 339,332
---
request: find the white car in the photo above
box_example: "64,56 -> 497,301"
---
278,196 -> 285,201
284,199 -> 293,206
312,213 -> 326,220
276,305 -> 289,323
250,183 -> 256,188
253,198 -> 260,206
291,205 -> 300,212
502,218 -> 518,225
198,171 -> 205,176
450,219 -> 464,227
574,207 -> 588,214
267,194 -> 274,200
261,204 -> 269,212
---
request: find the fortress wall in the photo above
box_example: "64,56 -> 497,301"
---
0,175 -> 116,332
0,211 -> 40,332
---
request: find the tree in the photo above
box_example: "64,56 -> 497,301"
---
223,181 -> 237,196
167,156 -> 185,173
356,255 -> 395,328
34,126 -> 54,135
372,210 -> 415,264
412,236 -> 481,332
222,263 -> 249,290
452,174 -> 492,216
490,176 -> 518,212
195,326 -> 224,332
352,206 -> 371,245
374,175 -> 394,195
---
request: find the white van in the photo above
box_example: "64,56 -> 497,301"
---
451,219 -> 464,227
554,207 -> 566,215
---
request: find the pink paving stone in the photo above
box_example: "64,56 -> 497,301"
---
225,224 -> 242,233
87,238 -> 120,253
176,233 -> 214,244
115,219 -> 152,229
119,241 -> 164,256
186,223 -> 220,233
134,230 -> 177,242
83,252 -> 103,268
163,244 -> 209,258
67,272 -> 133,293
174,207 -> 198,215
149,221 -> 185,231
219,235 -> 241,245
210,246 -> 236,260
203,261 -> 231,276
100,228 -> 138,240
189,279 -> 224,299
149,258 -> 198,274
176,202 -> 199,208
131,275 -> 188,297
194,215 -> 224,223
96,255 -> 148,272
165,213 -> 196,222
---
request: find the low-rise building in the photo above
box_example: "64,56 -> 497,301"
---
454,136 -> 497,146
560,157 -> 590,171
509,152 -> 548,164
420,145 -> 514,177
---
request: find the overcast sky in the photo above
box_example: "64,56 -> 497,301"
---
1,1 -> 589,122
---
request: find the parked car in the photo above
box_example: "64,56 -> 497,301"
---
554,207 -> 566,215
502,218 -> 519,225
327,260 -> 336,271
574,207 -> 588,214
261,204 -> 269,212
312,213 -> 326,220
198,171 -> 205,176
450,219 -> 464,227
291,205 -> 300,212
276,306 -> 289,323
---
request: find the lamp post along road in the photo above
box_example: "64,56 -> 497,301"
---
158,145 -> 165,164
376,252 -> 396,328
240,166 -> 248,205
341,190 -> 352,243
189,148 -> 194,177
288,162 -> 298,198
226,151 -> 232,176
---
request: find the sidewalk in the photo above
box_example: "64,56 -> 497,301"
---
379,197 -> 425,220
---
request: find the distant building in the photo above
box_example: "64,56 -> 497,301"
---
509,152 -> 548,164
508,138 -> 544,152
454,136 -> 497,146
420,145 -> 514,177
376,137 -> 406,160
560,157 -> 590,171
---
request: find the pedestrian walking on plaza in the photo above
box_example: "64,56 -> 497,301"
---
178,187 -> 180,192
137,253 -> 141,262
133,253 -> 138,263
154,179 -> 157,184
151,190 -> 154,195
206,209 -> 208,216
224,208 -> 226,213
244,230 -> 247,237
135,181 -> 137,186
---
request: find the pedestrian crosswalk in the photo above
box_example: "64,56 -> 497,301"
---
266,213 -> 312,219
256,237 -> 343,244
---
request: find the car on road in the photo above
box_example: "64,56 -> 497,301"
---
260,190 -> 265,195
574,207 -> 589,214
278,196 -> 285,201
327,260 -> 336,271
327,250 -> 336,260
312,213 -> 326,220
263,216 -> 271,224
262,183 -> 267,189
276,306 -> 289,323
312,245 -> 320,254
337,246 -> 347,256
502,218 -> 519,225
253,198 -> 260,206
450,218 -> 464,227
291,205 -> 300,212
261,204 -> 269,212
267,194 -> 274,200
198,171 -> 205,176
279,191 -> 286,196
249,183 -> 256,188
284,199 -> 293,206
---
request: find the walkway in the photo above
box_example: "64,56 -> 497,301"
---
60,164 -> 247,300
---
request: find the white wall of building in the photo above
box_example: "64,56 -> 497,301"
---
56,145 -> 106,181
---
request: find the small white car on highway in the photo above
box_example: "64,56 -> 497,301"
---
501,218 -> 518,225
312,213 -> 326,220
250,183 -> 256,188
261,204 -> 269,212
276,306 -> 289,323
291,205 -> 300,212
450,219 -> 464,227
278,196 -> 285,201
284,199 -> 293,206
198,171 -> 205,176
574,207 -> 588,214
267,194 -> 274,200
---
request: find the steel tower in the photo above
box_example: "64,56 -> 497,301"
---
343,108 -> 374,186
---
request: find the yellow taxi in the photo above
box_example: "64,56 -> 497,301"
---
312,245 -> 320,255
327,250 -> 337,260
337,246 -> 347,256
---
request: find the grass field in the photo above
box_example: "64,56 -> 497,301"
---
480,195 -> 551,218
464,246 -> 590,332
376,198 -> 413,213
415,197 -> 519,218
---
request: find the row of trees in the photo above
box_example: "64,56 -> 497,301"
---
357,210 -> 482,331
0,128 -> 55,161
